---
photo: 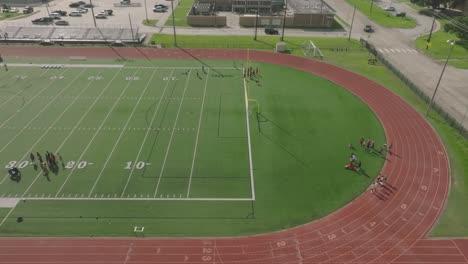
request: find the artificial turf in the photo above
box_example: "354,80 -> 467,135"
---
0,58 -> 385,236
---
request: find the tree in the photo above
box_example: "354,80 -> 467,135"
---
411,0 -> 453,9
444,16 -> 468,40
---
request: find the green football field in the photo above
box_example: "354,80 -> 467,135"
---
0,58 -> 385,236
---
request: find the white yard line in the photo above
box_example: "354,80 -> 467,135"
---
243,78 -> 256,201
17,69 -> 122,196
186,69 -> 210,198
120,69 -> 176,197
88,68 -> 158,196
153,70 -> 192,198
0,207 -> 15,229
0,69 -> 87,153
0,70 -> 49,110
54,69 -> 138,196
8,64 -> 238,70
0,68 -> 71,130
19,197 -> 253,201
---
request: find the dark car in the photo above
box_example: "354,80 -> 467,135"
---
364,25 -> 373,33
83,3 -> 93,8
77,1 -> 86,5
395,12 -> 406,17
32,17 -> 53,24
53,10 -> 67,16
69,2 -> 80,7
264,27 -> 279,35
23,6 -> 34,14
55,20 -> 70,26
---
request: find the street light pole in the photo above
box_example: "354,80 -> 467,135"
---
168,0 -> 177,46
370,0 -> 374,14
426,15 -> 436,50
425,40 -> 456,117
254,7 -> 259,40
280,0 -> 287,41
348,5 -> 356,41
89,0 -> 97,27
144,0 -> 149,22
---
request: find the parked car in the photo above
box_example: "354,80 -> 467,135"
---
95,13 -> 107,19
364,24 -> 374,32
396,11 -> 406,17
3,7 -> 19,13
23,6 -> 34,14
154,4 -> 168,8
77,7 -> 88,13
69,2 -> 80,7
55,20 -> 70,26
384,6 -> 395,11
102,9 -> 113,15
32,17 -> 53,24
77,1 -> 86,5
264,27 -> 279,35
53,10 -> 67,16
153,5 -> 167,12
83,3 -> 93,8
69,11 -> 82,16
49,12 -> 62,19
120,0 -> 131,4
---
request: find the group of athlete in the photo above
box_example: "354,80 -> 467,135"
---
29,151 -> 62,176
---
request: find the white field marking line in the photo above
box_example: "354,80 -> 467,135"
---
0,68 -> 71,130
120,69 -> 176,197
0,69 -> 88,153
0,70 -> 99,186
243,77 -> 256,201
18,69 -> 123,197
21,197 -> 253,201
8,64 -> 239,70
186,69 -> 210,198
0,69 -> 49,110
0,206 -> 15,228
88,68 -> 158,196
153,70 -> 193,198
54,68 -> 137,196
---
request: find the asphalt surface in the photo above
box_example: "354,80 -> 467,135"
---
1,0 -> 467,130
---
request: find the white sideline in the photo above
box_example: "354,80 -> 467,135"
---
243,77 -> 256,201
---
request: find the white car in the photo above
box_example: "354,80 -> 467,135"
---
384,6 -> 395,11
76,7 -> 88,13
95,13 -> 107,19
153,6 -> 168,12
69,11 -> 82,17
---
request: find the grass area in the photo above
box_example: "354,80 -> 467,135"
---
0,58 -> 385,236
395,0 -> 425,10
346,0 -> 416,28
415,20 -> 468,69
142,19 -> 158,27
0,12 -> 21,20
164,7 -> 191,27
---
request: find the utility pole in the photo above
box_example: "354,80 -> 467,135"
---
370,0 -> 374,14
168,0 -> 177,46
254,7 -> 259,40
144,0 -> 149,22
44,0 -> 50,16
348,5 -> 356,41
89,0 -> 97,27
280,0 -> 287,41
128,14 -> 135,42
426,15 -> 436,50
425,40 -> 455,117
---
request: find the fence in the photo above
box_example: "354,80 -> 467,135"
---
360,37 -> 467,139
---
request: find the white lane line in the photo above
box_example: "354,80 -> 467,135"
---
0,70 -> 49,110
153,70 -> 192,198
186,69 -> 210,198
88,68 -> 158,196
120,69 -> 175,197
243,78 -> 256,201
21,197 -> 253,201
0,69 -> 87,153
54,68 -> 137,196
19,69 -> 123,196
0,68 -> 70,130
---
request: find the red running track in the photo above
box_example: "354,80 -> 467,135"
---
0,47 -> 466,264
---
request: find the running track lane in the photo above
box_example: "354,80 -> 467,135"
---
0,47 -> 465,264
